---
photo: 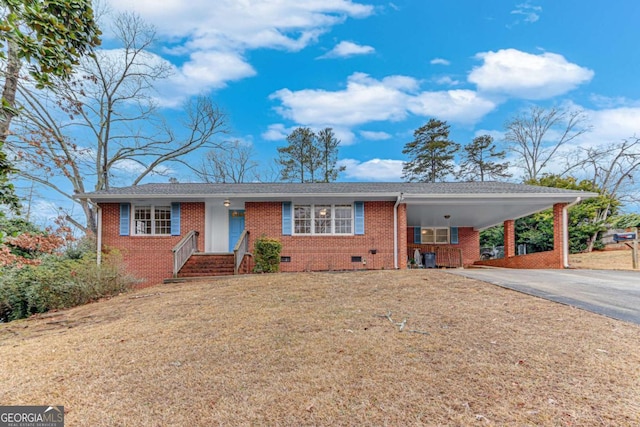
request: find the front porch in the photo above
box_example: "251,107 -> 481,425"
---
171,229 -> 252,281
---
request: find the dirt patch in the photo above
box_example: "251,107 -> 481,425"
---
1,270 -> 639,426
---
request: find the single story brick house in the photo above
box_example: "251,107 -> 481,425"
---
78,182 -> 597,286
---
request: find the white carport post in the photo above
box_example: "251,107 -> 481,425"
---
393,193 -> 404,269
96,204 -> 102,265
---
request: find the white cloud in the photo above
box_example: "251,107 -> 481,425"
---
270,72 -> 498,131
360,130 -> 392,140
473,129 -> 506,141
270,73 -> 416,127
318,41 -> 375,58
430,58 -> 450,66
339,158 -> 404,181
262,123 -> 296,141
435,76 -> 460,86
104,0 -> 374,105
407,90 -> 497,124
581,107 -> 640,147
589,94 -> 640,109
468,49 -> 594,99
510,2 -> 542,24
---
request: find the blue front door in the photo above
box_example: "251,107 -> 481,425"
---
229,210 -> 245,252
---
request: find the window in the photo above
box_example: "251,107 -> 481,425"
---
420,227 -> 449,244
294,205 -> 312,234
133,205 -> 172,235
314,205 -> 332,234
334,205 -> 353,234
293,204 -> 353,235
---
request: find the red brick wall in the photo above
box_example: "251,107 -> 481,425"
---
474,203 -> 567,269
100,202 -> 205,287
245,201 -> 399,271
406,227 -> 479,266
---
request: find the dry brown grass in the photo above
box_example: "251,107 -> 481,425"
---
1,270 -> 639,426
570,248 -> 638,270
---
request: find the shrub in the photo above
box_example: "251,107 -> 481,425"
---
253,236 -> 282,273
0,252 -> 136,323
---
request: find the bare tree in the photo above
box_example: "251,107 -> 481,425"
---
195,140 -> 258,183
577,138 -> 640,251
504,106 -> 589,181
7,12 -> 226,232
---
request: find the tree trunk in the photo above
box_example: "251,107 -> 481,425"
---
0,40 -> 22,144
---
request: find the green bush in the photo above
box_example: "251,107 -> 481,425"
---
253,236 -> 282,273
0,252 -> 136,323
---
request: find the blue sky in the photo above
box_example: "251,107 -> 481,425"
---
20,0 -> 640,221
87,0 -> 640,180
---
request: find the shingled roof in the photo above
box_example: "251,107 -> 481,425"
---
77,181 -> 596,200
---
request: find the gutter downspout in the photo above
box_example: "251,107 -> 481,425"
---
393,193 -> 404,269
96,204 -> 102,266
563,197 -> 581,268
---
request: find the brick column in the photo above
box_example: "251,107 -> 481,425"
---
553,203 -> 567,268
504,219 -> 516,258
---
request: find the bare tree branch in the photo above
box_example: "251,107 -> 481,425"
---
504,106 -> 590,181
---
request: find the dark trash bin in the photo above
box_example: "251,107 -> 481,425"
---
423,252 -> 436,268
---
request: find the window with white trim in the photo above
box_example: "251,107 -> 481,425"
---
133,205 -> 172,235
293,204 -> 353,235
420,227 -> 449,244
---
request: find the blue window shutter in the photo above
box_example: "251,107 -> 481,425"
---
354,202 -> 364,235
119,203 -> 130,236
282,202 -> 292,235
414,227 -> 421,244
171,203 -> 181,236
450,227 -> 459,244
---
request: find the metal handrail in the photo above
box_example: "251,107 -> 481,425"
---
233,229 -> 250,274
172,230 -> 199,277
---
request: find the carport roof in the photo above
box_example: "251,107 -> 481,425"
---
78,181 -> 598,230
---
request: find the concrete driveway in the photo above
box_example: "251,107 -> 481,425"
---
446,268 -> 640,325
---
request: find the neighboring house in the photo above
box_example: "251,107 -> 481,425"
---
77,182 -> 597,286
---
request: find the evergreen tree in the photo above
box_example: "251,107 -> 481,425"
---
402,119 -> 460,182
457,135 -> 511,182
277,127 -> 317,182
316,128 -> 345,182
277,127 -> 344,183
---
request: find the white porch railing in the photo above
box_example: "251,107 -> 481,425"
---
172,231 -> 199,277
233,230 -> 250,274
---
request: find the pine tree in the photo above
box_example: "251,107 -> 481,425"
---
277,127 -> 317,182
316,128 -> 345,182
277,127 -> 344,182
402,119 -> 459,182
457,135 -> 511,182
